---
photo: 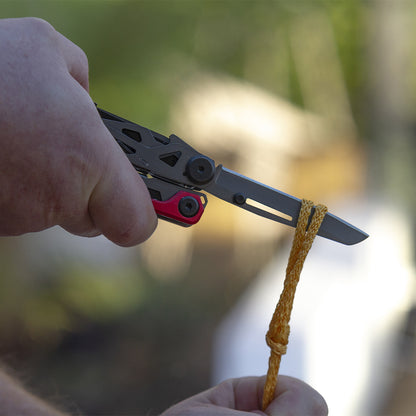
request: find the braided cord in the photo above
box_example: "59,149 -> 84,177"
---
262,199 -> 328,410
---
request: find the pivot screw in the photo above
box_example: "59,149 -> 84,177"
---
186,156 -> 215,185
178,196 -> 200,218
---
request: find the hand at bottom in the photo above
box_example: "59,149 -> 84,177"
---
161,375 -> 328,416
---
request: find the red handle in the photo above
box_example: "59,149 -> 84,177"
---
152,191 -> 206,227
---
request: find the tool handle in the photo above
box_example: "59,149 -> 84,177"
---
152,190 -> 206,227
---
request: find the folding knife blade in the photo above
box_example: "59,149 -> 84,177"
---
204,166 -> 368,245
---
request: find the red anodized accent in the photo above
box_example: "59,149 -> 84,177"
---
151,191 -> 205,226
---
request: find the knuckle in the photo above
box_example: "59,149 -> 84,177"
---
22,17 -> 55,37
78,47 -> 89,70
76,47 -> 90,86
18,17 -> 59,52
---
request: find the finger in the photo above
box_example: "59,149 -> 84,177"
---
265,376 -> 328,416
61,217 -> 102,239
55,30 -> 89,92
77,229 -> 102,238
205,376 -> 327,415
197,376 -> 264,411
54,91 -> 156,246
88,125 -> 158,246
228,377 -> 265,411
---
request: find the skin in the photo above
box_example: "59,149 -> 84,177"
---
0,17 -> 328,416
0,17 -> 157,246
161,376 -> 328,416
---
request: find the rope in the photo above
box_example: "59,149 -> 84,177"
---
262,199 -> 328,410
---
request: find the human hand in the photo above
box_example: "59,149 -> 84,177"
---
0,17 -> 157,246
161,376 -> 328,416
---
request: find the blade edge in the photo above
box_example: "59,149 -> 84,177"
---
205,167 -> 368,245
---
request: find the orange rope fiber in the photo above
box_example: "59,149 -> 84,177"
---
262,199 -> 328,410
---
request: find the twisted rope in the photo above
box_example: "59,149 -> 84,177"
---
262,199 -> 328,410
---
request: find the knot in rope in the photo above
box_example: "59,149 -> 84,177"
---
265,332 -> 287,356
261,199 -> 328,411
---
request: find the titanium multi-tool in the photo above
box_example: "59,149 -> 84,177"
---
98,107 -> 368,245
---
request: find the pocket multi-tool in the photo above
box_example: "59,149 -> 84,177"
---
98,107 -> 368,245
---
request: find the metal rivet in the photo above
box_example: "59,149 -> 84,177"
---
233,193 -> 246,205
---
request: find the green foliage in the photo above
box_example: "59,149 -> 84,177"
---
0,0 -> 367,123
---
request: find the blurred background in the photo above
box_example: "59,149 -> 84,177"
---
1,0 -> 416,415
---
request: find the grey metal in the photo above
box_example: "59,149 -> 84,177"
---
205,167 -> 368,245
99,107 -> 368,245
99,108 -> 214,188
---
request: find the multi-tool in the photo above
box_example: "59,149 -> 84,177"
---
98,107 -> 368,245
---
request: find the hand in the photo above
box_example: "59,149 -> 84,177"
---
0,17 -> 157,246
161,376 -> 328,416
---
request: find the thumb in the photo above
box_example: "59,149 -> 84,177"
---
89,131 -> 157,247
264,376 -> 328,416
